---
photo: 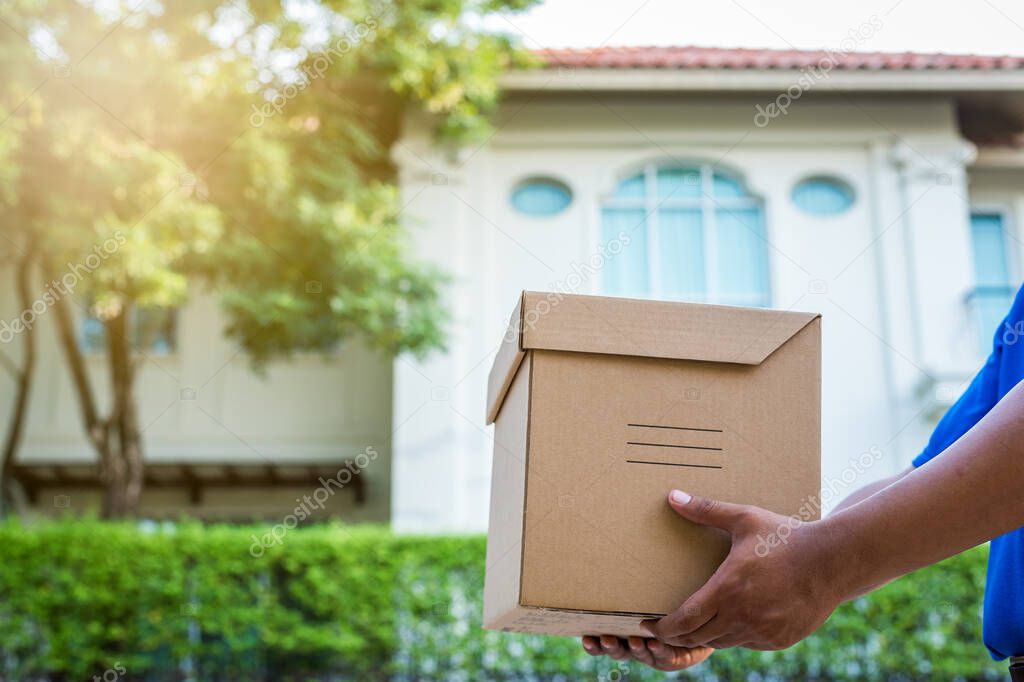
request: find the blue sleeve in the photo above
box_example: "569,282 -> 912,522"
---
912,302 -> 1011,468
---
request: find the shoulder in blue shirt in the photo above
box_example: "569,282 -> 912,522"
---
912,283 -> 1024,660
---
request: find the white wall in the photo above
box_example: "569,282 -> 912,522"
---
2,92 -> 996,530
393,92 -> 982,532
0,285 -> 393,522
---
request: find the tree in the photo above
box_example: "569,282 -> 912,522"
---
0,0 -> 535,517
0,231 -> 37,518
188,0 -> 538,363
8,4 -> 223,514
0,14 -> 46,515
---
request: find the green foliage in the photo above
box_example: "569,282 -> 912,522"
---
0,520 -> 1006,681
4,0 -> 226,311
0,0 -> 534,511
0,0 -> 539,360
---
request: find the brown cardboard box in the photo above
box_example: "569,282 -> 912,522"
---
483,291 -> 821,637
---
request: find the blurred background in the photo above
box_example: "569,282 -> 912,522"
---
0,0 -> 1021,679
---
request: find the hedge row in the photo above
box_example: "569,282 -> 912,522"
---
0,520 -> 1006,681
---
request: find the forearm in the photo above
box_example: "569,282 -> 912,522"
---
828,466 -> 911,599
828,466 -> 912,599
830,467 -> 911,515
820,380 -> 1024,602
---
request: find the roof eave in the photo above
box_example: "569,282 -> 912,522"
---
501,68 -> 1024,93
973,146 -> 1024,168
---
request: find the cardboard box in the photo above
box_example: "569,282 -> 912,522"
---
483,291 -> 821,637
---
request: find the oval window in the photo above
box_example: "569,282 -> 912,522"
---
792,176 -> 855,216
510,177 -> 572,217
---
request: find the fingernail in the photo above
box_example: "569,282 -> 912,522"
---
670,489 -> 691,505
583,641 -> 595,652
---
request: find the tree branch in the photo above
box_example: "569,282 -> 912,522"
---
1,236 -> 38,515
46,261 -> 103,445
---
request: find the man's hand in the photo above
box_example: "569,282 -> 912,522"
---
640,490 -> 843,651
581,635 -> 713,671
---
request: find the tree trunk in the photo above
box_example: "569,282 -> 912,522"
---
103,306 -> 144,517
49,278 -> 145,518
0,241 -> 37,517
47,264 -> 119,515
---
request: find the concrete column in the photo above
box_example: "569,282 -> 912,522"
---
390,138 -> 493,532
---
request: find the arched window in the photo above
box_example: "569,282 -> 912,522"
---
601,163 -> 771,307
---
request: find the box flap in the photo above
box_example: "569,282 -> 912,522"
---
485,291 -> 820,423
486,293 -> 526,424
520,291 -> 818,365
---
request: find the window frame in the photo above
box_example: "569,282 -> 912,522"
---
968,203 -> 1019,282
966,203 -> 1019,354
509,176 -> 574,219
601,161 -> 770,306
790,174 -> 857,217
79,305 -> 180,357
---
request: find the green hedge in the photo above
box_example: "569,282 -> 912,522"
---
0,520 -> 1006,681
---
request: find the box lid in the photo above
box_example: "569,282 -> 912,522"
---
485,291 -> 820,424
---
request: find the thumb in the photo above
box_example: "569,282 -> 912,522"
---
667,489 -> 747,532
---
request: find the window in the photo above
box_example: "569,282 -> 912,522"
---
967,210 -> 1016,349
510,177 -> 572,217
791,176 -> 855,216
81,306 -> 178,354
601,163 -> 770,307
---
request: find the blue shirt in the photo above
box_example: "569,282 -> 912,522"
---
912,283 -> 1024,660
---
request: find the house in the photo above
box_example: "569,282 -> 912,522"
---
3,45 -> 1024,530
389,45 -> 1024,531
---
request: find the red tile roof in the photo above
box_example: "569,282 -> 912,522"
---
533,46 -> 1024,71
